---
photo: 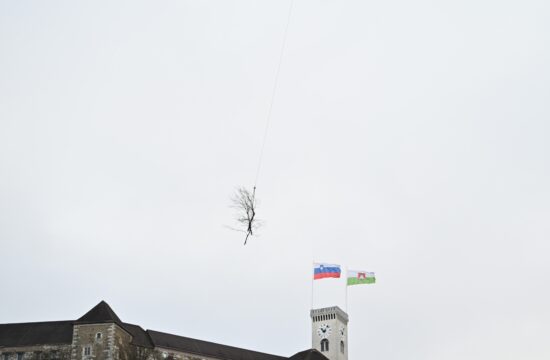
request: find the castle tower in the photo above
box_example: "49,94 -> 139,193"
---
72,301 -> 133,360
310,306 -> 349,360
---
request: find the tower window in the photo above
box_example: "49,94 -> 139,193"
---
321,339 -> 329,352
340,341 -> 345,354
96,332 -> 102,340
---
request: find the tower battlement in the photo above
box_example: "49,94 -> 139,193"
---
310,306 -> 349,324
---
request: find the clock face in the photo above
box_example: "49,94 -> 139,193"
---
339,325 -> 346,339
317,323 -> 332,339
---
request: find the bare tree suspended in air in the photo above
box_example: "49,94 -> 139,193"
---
230,187 -> 260,245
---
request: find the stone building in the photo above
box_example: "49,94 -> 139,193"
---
0,301 -> 344,360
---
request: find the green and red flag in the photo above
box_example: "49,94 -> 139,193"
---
347,270 -> 375,286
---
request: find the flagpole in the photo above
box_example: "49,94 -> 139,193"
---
311,261 -> 314,310
345,266 -> 348,312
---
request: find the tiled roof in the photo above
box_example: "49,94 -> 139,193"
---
122,322 -> 154,348
147,330 -> 286,360
0,320 -> 73,347
76,300 -> 122,324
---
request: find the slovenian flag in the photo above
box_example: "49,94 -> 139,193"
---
313,263 -> 342,280
347,270 -> 376,286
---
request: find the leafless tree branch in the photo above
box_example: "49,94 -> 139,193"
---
230,186 -> 260,245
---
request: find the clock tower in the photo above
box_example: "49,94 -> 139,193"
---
310,306 -> 349,360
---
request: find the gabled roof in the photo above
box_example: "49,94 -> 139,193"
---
76,300 -> 122,325
147,330 -> 286,360
122,322 -> 154,348
0,320 -> 73,347
288,349 -> 330,360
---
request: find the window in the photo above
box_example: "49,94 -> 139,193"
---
96,332 -> 102,340
321,339 -> 329,352
17,354 -> 23,360
83,347 -> 91,356
340,341 -> 345,354
3,354 -> 11,360
50,350 -> 60,360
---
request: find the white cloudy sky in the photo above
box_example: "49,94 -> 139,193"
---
1,1 -> 549,359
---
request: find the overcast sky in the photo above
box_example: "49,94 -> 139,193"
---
1,1 -> 549,359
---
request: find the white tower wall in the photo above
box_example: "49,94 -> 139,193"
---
310,306 -> 349,360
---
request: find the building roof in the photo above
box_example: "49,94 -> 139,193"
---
76,300 -> 122,325
0,320 -> 73,347
288,349 -> 330,360
147,330 -> 286,360
121,322 -> 154,348
0,301 -> 313,360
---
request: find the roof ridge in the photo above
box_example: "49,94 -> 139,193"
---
146,329 -> 286,359
0,320 -> 73,326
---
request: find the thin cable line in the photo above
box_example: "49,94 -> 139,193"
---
253,0 -> 296,189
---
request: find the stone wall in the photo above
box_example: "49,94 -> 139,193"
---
0,345 -> 72,360
72,323 -> 115,360
154,347 -> 222,360
110,324 -> 133,360
71,323 -> 137,360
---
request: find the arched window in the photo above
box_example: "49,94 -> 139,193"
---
340,341 -> 345,354
321,339 -> 329,352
